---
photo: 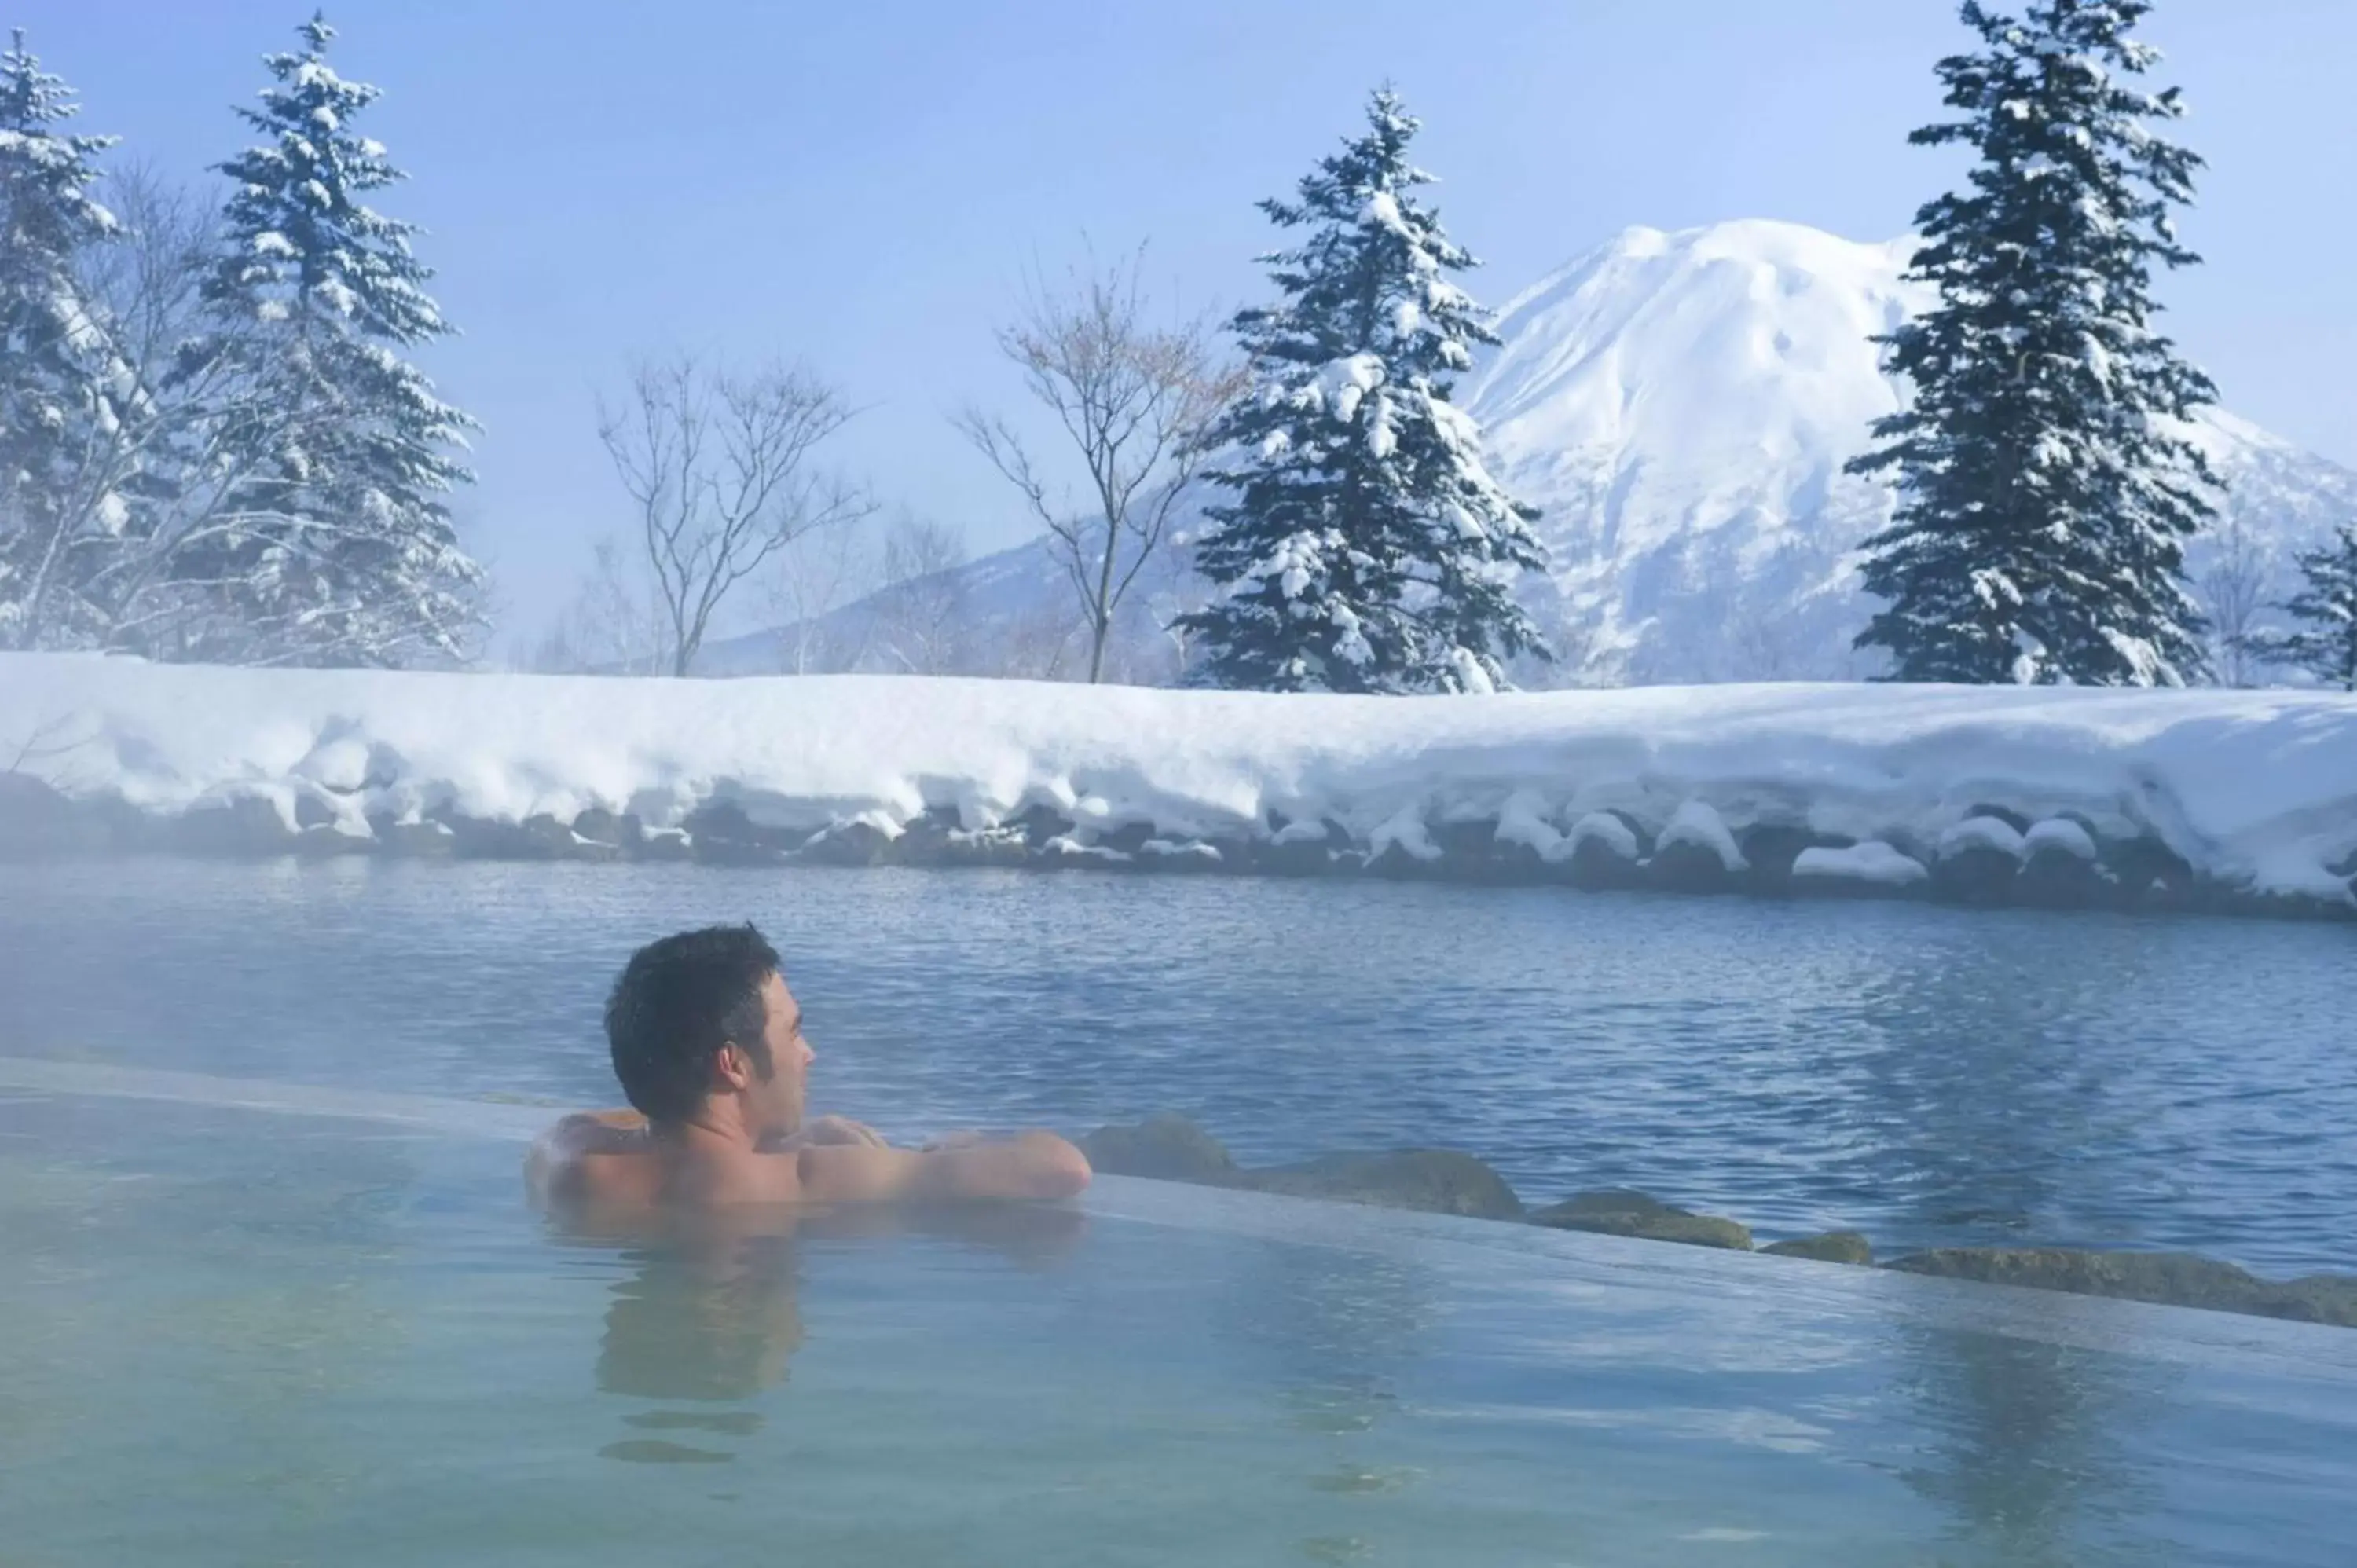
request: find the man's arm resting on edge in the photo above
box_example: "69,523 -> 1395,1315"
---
795,1131 -> 1092,1205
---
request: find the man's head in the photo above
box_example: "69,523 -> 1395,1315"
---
604,924 -> 813,1135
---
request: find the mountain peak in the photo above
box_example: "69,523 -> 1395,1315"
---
1464,219 -> 2351,684
1472,219 -> 1925,450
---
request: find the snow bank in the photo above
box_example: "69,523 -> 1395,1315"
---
2024,817 -> 2100,862
1657,800 -> 1748,873
1939,815 -> 2029,863
1793,841 -> 1930,889
2,654 -> 2353,916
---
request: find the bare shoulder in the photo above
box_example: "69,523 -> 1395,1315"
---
526,1110 -> 652,1207
523,1117 -> 1090,1211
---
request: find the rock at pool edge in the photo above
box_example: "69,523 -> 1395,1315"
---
1884,1247 -> 2357,1328
1236,1149 -> 1524,1221
1078,1113 -> 1238,1184
1529,1189 -> 1755,1251
1763,1230 -> 1875,1266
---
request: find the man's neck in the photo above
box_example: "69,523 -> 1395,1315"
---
654,1099 -> 769,1157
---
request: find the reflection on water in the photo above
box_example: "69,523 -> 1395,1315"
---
547,1201 -> 1088,1465
598,1233 -> 804,1405
1899,1322 -> 2172,1568
1849,936 -> 2146,1248
1846,934 -> 2216,1561
592,1233 -> 800,1463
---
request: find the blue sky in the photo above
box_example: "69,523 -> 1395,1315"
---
21,1 -> 2357,642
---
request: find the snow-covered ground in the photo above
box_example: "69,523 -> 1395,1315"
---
3,654 -> 2352,915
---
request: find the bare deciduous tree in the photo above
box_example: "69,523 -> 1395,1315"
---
75,162 -> 208,398
867,514 -> 972,676
764,507 -> 873,675
1145,526 -> 1214,684
515,620 -> 577,675
2199,512 -> 2275,687
526,536 -> 669,674
13,163 -> 247,654
988,595 -> 1082,682
596,354 -> 868,676
955,246 -> 1240,683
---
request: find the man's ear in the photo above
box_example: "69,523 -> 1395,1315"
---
712,1042 -> 753,1091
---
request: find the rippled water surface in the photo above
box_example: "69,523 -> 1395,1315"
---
2,858 -> 2351,1274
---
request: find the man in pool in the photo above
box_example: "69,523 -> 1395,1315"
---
529,923 -> 1091,1210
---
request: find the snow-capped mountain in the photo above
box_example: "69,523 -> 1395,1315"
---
1468,220 -> 1923,682
1468,218 -> 2355,683
706,218 -> 2355,684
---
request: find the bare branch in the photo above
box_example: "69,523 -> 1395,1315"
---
957,243 -> 1240,683
867,514 -> 973,676
2199,512 -> 2275,687
5,712 -> 99,775
764,505 -> 873,674
5,163 -> 213,652
526,536 -> 671,674
596,354 -> 868,676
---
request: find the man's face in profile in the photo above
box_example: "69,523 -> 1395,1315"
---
748,971 -> 814,1138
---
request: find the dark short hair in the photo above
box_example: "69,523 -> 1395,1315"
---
605,924 -> 782,1123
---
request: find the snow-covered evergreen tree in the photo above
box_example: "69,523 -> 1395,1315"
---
1849,0 -> 2218,686
178,12 -> 482,666
2256,524 -> 2357,691
1179,89 -> 1547,694
0,30 -> 123,650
